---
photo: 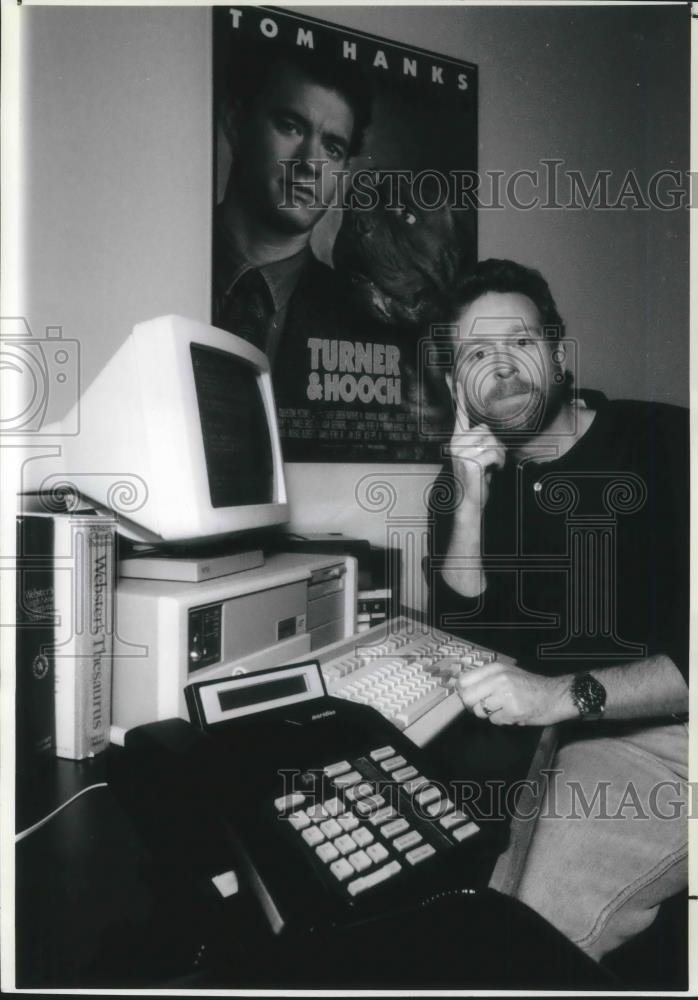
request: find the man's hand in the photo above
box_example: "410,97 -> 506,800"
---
438,415 -> 505,599
447,419 -> 505,511
452,661 -> 575,726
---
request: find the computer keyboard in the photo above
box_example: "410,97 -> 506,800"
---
314,616 -> 516,747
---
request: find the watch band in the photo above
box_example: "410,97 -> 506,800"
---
571,672 -> 607,721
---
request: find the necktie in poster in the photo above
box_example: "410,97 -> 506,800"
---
213,6 -> 477,462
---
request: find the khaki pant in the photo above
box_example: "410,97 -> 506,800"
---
490,721 -> 689,960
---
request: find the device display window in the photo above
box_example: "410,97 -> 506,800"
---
191,343 -> 274,508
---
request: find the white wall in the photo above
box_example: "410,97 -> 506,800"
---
21,6 -> 212,377
18,5 -> 689,613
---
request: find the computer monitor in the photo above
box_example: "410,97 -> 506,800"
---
23,315 -> 288,543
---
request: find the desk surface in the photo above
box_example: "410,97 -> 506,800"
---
13,725 -> 617,991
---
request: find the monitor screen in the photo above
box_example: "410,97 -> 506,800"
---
191,344 -> 273,508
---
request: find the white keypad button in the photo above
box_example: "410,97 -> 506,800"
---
333,770 -> 362,789
393,830 -> 423,852
301,826 -> 325,847
316,841 -> 340,864
380,754 -> 407,773
346,782 -> 373,802
355,794 -> 385,817
393,765 -> 419,783
287,810 -> 310,830
323,796 -> 345,817
426,798 -> 455,818
348,849 -> 372,872
351,826 -> 374,848
274,792 -> 305,813
415,785 -> 442,807
347,860 -> 402,897
439,810 -> 470,830
330,857 -> 354,882
306,803 -> 329,822
382,817 -> 410,839
337,813 -> 359,832
335,834 -> 356,855
452,822 -> 480,842
403,776 -> 428,795
323,760 -> 351,779
320,818 -> 342,839
366,842 -> 389,864
369,746 -> 396,762
406,843 -> 436,865
369,805 -> 398,827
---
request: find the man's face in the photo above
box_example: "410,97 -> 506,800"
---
449,291 -> 566,437
233,63 -> 355,235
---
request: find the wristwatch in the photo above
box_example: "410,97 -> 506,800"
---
571,672 -> 607,721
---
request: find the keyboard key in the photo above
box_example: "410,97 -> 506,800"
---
439,810 -> 470,830
330,858 -> 354,882
380,754 -> 408,773
273,792 -> 305,813
347,860 -> 402,897
348,849 -> 372,872
333,770 -> 362,789
415,785 -> 442,808
306,803 -> 329,822
323,760 -> 351,779
369,745 -> 396,762
316,841 -> 340,864
406,843 -> 436,865
366,842 -> 389,864
301,826 -> 325,847
368,805 -> 398,827
452,822 -> 480,842
337,813 -> 359,832
335,834 -> 356,855
432,660 -> 463,680
392,765 -> 418,783
351,826 -> 374,848
393,830 -> 423,852
382,817 -> 410,839
287,810 -> 310,830
395,686 -> 449,728
323,796 -> 345,817
426,798 -> 455,818
320,818 -> 342,839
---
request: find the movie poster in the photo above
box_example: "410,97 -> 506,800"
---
213,6 -> 477,462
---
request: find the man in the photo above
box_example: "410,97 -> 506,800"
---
213,43 -> 372,366
427,259 -> 688,961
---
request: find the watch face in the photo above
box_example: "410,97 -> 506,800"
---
573,672 -> 606,718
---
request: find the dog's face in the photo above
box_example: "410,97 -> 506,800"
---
333,173 -> 474,325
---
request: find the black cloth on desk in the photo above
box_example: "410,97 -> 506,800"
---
199,888 -> 618,990
427,395 -> 689,682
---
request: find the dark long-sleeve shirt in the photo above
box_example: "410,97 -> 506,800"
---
427,395 -> 689,683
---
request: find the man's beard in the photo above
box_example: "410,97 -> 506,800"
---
467,377 -> 568,440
